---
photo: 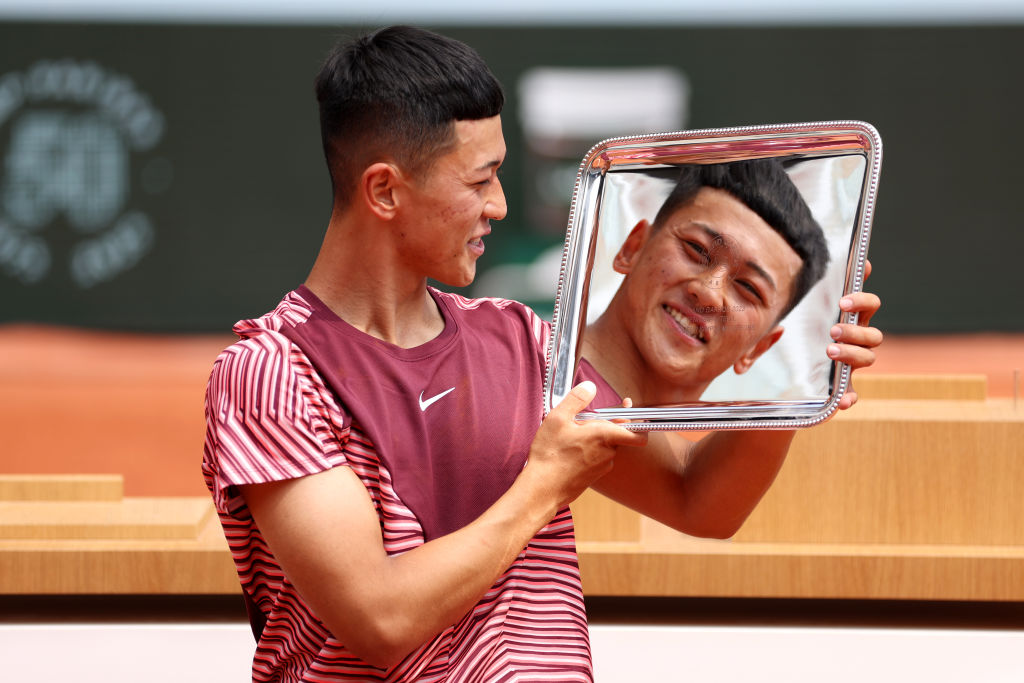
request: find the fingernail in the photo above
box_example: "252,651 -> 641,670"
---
839,297 -> 853,310
830,325 -> 842,340
827,344 -> 841,358
575,380 -> 596,395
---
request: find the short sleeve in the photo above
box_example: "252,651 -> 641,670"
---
202,330 -> 349,515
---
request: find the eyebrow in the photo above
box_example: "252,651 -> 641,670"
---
476,158 -> 503,172
695,223 -> 777,292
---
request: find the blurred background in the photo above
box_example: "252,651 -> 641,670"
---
0,1 -> 1022,330
1,5 -> 1023,681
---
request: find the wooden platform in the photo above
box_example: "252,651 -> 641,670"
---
0,325 -> 1022,599
0,475 -> 237,594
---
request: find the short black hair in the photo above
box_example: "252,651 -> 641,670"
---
653,159 -> 829,317
314,26 -> 505,207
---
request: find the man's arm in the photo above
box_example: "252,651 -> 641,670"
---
240,381 -> 646,669
592,286 -> 882,538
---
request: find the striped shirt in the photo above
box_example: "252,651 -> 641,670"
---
202,287 -> 593,682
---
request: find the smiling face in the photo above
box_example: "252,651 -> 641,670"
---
394,116 -> 507,288
607,186 -> 803,400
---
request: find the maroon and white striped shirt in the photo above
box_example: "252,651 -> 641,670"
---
202,287 -> 594,682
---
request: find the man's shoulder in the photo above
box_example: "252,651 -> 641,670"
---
433,289 -> 527,312
211,289 -> 318,378
230,288 -> 316,340
206,290 -> 345,431
433,289 -> 549,334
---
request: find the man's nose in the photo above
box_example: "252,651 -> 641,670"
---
485,176 -> 507,221
687,266 -> 727,311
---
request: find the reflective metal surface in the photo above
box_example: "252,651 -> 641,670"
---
544,121 -> 882,430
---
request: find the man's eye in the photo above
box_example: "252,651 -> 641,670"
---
476,170 -> 502,187
683,241 -> 710,264
736,279 -> 765,304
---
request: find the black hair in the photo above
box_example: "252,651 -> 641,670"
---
652,159 -> 829,317
314,26 -> 505,206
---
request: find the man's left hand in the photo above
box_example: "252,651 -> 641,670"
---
826,259 -> 882,410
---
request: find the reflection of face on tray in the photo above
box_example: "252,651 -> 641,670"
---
584,153 -> 867,407
595,184 -> 804,405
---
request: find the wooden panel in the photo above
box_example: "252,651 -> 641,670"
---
0,474 -> 124,502
853,374 -> 988,400
571,489 -> 642,542
0,511 -> 239,594
577,538 -> 1024,601
734,398 -> 1024,545
0,498 -> 213,540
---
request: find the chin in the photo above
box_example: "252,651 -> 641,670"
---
438,270 -> 475,289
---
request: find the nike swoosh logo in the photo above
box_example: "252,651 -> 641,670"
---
418,387 -> 455,412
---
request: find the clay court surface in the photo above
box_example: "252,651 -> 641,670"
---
1,324 -> 1021,497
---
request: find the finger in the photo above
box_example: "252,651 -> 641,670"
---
581,414 -> 649,447
827,343 -> 876,370
839,292 -> 881,327
830,323 -> 883,348
864,259 -> 872,280
552,381 -> 597,419
839,291 -> 880,312
601,424 -> 649,448
837,389 -> 859,411
839,290 -> 880,311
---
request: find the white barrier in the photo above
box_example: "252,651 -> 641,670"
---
1,623 -> 1022,682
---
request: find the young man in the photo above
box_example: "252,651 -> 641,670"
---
202,26 -> 882,682
583,158 -> 835,407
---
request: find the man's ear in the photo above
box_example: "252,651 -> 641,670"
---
612,219 -> 651,275
733,325 -> 785,375
361,162 -> 402,220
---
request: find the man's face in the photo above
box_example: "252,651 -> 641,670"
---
394,116 -> 507,288
612,186 -> 803,391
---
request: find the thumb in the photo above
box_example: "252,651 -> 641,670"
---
552,380 -> 597,418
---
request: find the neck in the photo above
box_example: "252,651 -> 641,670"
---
304,204 -> 444,348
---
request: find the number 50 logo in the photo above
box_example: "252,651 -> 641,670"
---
0,60 -> 167,288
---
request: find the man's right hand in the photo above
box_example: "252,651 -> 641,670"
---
522,381 -> 648,512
